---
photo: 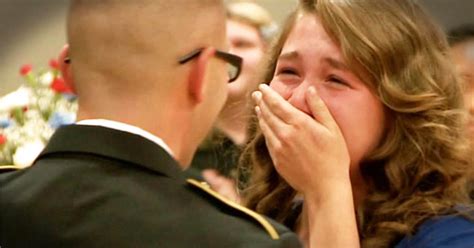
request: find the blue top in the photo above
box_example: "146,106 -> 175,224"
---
395,214 -> 474,248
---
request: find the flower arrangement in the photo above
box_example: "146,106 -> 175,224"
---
0,60 -> 78,168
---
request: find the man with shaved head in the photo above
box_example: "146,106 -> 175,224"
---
0,1 -> 301,247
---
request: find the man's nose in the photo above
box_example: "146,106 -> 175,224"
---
287,82 -> 312,116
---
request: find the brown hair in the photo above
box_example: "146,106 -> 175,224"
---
239,0 -> 473,247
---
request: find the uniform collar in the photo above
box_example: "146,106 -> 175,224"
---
77,119 -> 174,157
38,125 -> 184,180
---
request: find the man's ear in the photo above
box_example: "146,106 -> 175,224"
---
187,47 -> 216,103
58,44 -> 76,93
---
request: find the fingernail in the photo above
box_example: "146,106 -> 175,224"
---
252,91 -> 262,101
258,84 -> 268,91
255,106 -> 261,117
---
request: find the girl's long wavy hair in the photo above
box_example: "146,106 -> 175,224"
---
239,0 -> 473,247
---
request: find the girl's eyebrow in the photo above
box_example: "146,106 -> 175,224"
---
278,51 -> 300,61
279,51 -> 349,72
324,57 -> 349,71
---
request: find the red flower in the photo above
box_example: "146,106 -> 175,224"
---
49,59 -> 60,69
0,134 -> 7,145
51,77 -> 74,94
20,64 -> 33,76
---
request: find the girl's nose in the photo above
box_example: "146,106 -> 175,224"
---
287,82 -> 312,117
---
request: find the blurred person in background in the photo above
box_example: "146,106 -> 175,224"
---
449,25 -> 474,145
448,25 -> 474,200
190,1 -> 277,202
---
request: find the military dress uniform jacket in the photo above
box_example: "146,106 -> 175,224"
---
0,125 -> 302,248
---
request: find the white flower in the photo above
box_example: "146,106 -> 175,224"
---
0,87 -> 32,113
12,140 -> 45,168
0,62 -> 78,166
38,72 -> 55,86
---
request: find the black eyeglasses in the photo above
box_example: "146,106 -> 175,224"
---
178,48 -> 242,83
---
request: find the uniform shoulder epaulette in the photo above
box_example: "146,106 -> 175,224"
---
186,178 -> 280,240
0,165 -> 25,173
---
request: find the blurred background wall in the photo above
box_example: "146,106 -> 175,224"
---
0,0 -> 473,95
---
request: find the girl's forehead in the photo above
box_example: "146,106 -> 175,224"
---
282,14 -> 342,59
286,14 -> 332,45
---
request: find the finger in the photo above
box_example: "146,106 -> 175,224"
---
258,84 -> 306,125
253,90 -> 289,134
306,86 -> 337,129
203,170 -> 228,191
255,106 -> 281,151
257,95 -> 291,140
251,90 -> 263,105
203,170 -> 240,203
219,183 -> 240,203
202,169 -> 219,181
213,178 -> 238,199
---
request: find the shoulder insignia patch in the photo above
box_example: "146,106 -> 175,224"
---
187,178 -> 280,240
0,165 -> 25,172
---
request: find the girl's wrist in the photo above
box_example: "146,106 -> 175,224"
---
303,176 -> 354,207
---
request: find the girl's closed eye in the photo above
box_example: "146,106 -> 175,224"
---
326,74 -> 351,89
278,67 -> 299,76
274,66 -> 302,85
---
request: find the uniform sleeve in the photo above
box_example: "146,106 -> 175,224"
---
277,231 -> 304,248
